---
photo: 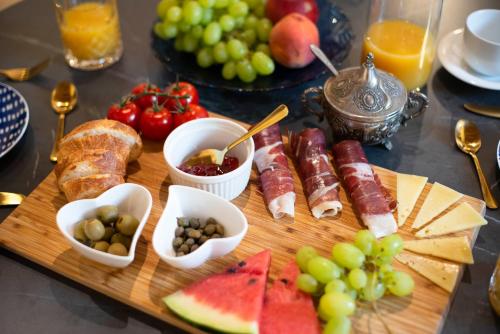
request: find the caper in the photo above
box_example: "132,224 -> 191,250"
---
116,214 -> 140,236
204,224 -> 215,236
187,229 -> 202,239
185,227 -> 194,235
74,219 -> 88,243
173,237 -> 184,248
176,251 -> 185,257
185,238 -> 195,246
96,205 -> 119,225
84,219 -> 105,241
110,233 -> 131,249
189,218 -> 200,229
92,241 -> 110,252
191,244 -> 199,252
206,217 -> 217,225
215,224 -> 225,235
177,217 -> 190,227
102,226 -> 114,241
198,219 -> 207,229
175,226 -> 184,237
178,244 -> 189,253
108,243 -> 128,256
212,233 -> 222,239
199,235 -> 209,244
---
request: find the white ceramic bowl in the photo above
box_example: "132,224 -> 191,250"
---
152,185 -> 248,269
56,183 -> 152,268
163,118 -> 254,200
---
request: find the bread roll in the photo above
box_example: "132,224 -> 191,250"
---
61,174 -> 125,202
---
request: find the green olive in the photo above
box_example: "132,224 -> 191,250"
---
110,233 -> 131,249
108,243 -> 128,256
102,227 -> 114,242
92,241 -> 110,252
116,214 -> 140,236
96,205 -> 119,225
74,219 -> 88,243
84,219 -> 105,241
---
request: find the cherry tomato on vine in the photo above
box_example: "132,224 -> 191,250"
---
131,83 -> 166,110
107,101 -> 141,130
139,106 -> 174,141
173,104 -> 209,128
165,81 -> 199,110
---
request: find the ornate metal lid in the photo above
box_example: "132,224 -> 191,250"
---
323,53 -> 407,122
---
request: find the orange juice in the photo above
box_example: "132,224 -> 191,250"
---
60,2 -> 121,60
362,20 -> 434,90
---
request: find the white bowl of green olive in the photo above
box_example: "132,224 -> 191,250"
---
56,183 -> 152,268
152,185 -> 248,269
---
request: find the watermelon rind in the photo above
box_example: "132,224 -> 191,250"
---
164,291 -> 259,334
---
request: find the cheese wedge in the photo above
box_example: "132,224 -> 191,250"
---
397,173 -> 428,226
403,236 -> 473,264
395,252 -> 459,293
415,202 -> 487,238
411,182 -> 463,229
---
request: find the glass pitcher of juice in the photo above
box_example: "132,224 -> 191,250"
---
362,0 -> 443,90
54,0 -> 123,70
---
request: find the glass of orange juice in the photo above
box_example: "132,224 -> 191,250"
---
54,0 -> 123,70
362,0 -> 443,90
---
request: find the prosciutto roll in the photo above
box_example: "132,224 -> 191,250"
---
253,124 -> 295,219
289,128 -> 342,218
332,140 -> 397,238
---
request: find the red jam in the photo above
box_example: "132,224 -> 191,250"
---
178,156 -> 240,176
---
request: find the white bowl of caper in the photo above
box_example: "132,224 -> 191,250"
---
56,183 -> 152,268
152,185 -> 248,269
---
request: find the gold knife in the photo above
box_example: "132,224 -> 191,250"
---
0,192 -> 25,206
464,104 -> 500,118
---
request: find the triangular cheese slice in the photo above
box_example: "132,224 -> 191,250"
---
411,183 -> 463,229
403,236 -> 473,264
415,202 -> 487,238
395,252 -> 459,293
397,173 -> 428,226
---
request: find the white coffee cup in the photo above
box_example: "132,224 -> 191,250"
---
463,9 -> 500,76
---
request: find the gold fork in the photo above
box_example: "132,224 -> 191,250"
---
0,192 -> 25,206
0,58 -> 51,81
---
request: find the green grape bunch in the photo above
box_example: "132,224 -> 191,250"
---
154,0 -> 275,83
295,230 -> 415,334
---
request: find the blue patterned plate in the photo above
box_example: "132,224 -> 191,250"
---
0,83 -> 29,158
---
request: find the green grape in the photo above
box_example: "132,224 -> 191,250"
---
240,29 -> 257,46
183,1 -> 203,25
157,0 -> 178,19
164,22 -> 179,39
378,264 -> 394,280
256,18 -> 272,42
318,306 -> 332,322
379,234 -> 404,257
199,0 -> 215,8
182,33 -> 199,52
254,4 -> 265,18
255,43 -> 270,56
360,272 -> 385,301
219,14 -> 235,32
244,14 -> 258,29
166,6 -> 183,23
307,256 -> 342,284
154,22 -> 167,39
354,229 -> 375,255
324,279 -> 347,294
214,0 -> 229,8
191,25 -> 204,39
296,273 -> 318,294
331,242 -> 366,270
348,268 -> 368,290
203,22 -> 222,45
323,316 -> 351,334
201,8 -> 214,25
296,246 -> 318,272
178,21 -> 191,32
174,35 -> 184,51
229,1 -> 249,17
386,271 -> 414,297
236,59 -> 257,82
234,16 -> 245,28
197,47 -> 214,67
319,291 -> 356,318
212,41 -> 229,63
222,61 -> 237,80
226,39 -> 247,60
251,51 -> 274,75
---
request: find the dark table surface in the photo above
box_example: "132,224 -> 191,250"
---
1,0 -> 499,333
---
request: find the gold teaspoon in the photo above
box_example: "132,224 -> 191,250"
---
455,119 -> 498,209
49,81 -> 77,162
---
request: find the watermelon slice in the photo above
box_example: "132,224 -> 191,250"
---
163,250 -> 271,334
260,261 -> 321,334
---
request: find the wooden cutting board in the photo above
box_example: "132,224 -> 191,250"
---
0,115 -> 485,334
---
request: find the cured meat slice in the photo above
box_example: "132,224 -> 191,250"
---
289,128 -> 342,218
253,124 -> 295,219
332,140 -> 397,238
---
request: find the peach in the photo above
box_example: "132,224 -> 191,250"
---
269,13 -> 320,69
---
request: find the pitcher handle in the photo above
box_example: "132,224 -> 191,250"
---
302,86 -> 325,121
402,89 -> 429,125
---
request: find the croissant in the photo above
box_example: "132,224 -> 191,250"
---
56,119 -> 143,202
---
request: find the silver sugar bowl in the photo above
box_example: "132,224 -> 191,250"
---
302,53 -> 429,149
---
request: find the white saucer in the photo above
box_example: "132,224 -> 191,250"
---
438,29 -> 500,90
